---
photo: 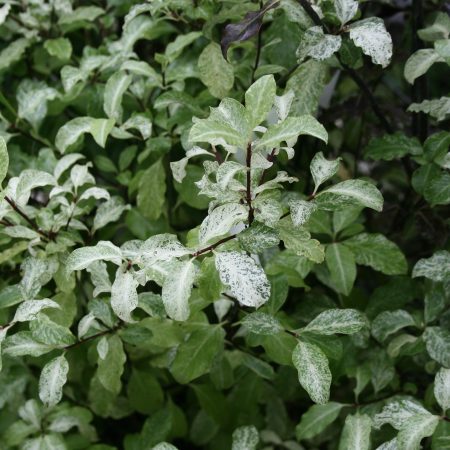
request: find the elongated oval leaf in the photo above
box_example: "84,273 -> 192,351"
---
39,354 -> 69,407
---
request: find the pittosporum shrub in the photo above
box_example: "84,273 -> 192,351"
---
0,0 -> 449,449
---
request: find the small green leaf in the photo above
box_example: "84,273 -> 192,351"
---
296,402 -> 345,440
245,74 -> 276,128
326,243 -> 356,296
137,158 -> 166,221
44,38 -> 72,60
103,71 -> 132,123
338,414 -> 372,450
310,152 -> 341,194
0,136 -> 8,186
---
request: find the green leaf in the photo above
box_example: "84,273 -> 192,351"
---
423,327 -> 450,367
0,38 -> 31,72
0,136 -> 8,186
103,71 -> 132,123
423,170 -> 450,206
397,414 -> 439,450
4,331 -> 54,357
315,179 -> 383,212
140,234 -> 190,264
93,196 -> 130,233
310,152 -> 341,194
255,115 -> 328,150
198,42 -> 234,99
39,355 -> 69,408
364,133 -> 422,161
292,340 -> 331,404
373,399 -> 431,430
90,118 -> 115,148
296,402 -> 345,440
338,414 -> 372,450
137,158 -> 166,221
30,314 -> 76,346
404,49 -> 443,84
44,38 -> 72,60
215,251 -> 271,308
326,243 -> 356,296
242,312 -> 283,335
231,425 -> 259,450
170,325 -> 225,384
297,26 -> 342,63
165,31 -> 202,63
349,18 -> 393,67
161,260 -> 197,321
301,308 -> 366,335
245,74 -> 276,128
412,251 -> 450,282
343,233 -> 407,275
111,268 -> 139,323
97,334 -> 126,394
199,203 -> 247,244
66,241 -> 122,272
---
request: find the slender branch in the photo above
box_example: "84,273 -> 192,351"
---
4,196 -> 53,241
296,0 -> 394,134
191,234 -> 237,257
246,142 -> 255,225
251,4 -> 264,83
64,326 -> 120,350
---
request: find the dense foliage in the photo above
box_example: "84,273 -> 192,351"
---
0,0 -> 449,449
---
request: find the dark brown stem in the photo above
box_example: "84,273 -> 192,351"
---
296,0 -> 394,134
64,326 -> 120,350
251,4 -> 264,83
191,234 -> 237,257
4,196 -> 53,241
246,142 -> 255,225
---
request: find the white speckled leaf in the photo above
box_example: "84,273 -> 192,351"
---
242,312 -> 283,335
338,414 -> 372,450
39,354 -> 69,407
397,414 -> 439,450
404,49 -> 443,84
371,310 -> 415,343
412,250 -> 450,281
289,199 -> 317,226
335,0 -> 358,25
302,309 -> 367,335
66,241 -> 122,272
373,399 -> 431,430
215,251 -> 270,308
140,234 -> 190,265
13,299 -> 60,322
199,203 -> 247,244
292,340 -> 331,404
423,326 -> 450,367
310,152 -> 341,193
161,260 -> 196,321
375,439 -> 398,450
232,425 -> 259,450
111,268 -> 139,323
0,136 -> 8,186
316,179 -> 383,212
104,71 -> 132,122
434,368 -> 450,413
349,18 -> 393,68
297,27 -> 342,63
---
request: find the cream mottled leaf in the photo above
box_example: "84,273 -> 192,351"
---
316,179 -> 383,212
198,42 -> 234,99
111,268 -> 139,322
326,243 -> 356,296
296,402 -> 345,440
434,368 -> 450,413
289,199 -> 317,226
103,71 -> 132,122
39,355 -> 69,407
242,312 -> 283,336
338,414 -> 372,450
3,331 -> 54,357
66,241 -> 122,272
404,49 -> 443,84
297,27 -> 342,63
255,115 -> 328,150
93,196 -> 130,233
55,117 -> 93,153
215,251 -> 270,308
13,299 -> 60,322
161,260 -> 196,321
412,250 -> 450,281
408,97 -> 450,121
302,309 -> 367,335
349,18 -> 393,68
310,152 -> 341,194
292,340 -> 331,404
371,310 -> 415,343
232,425 -> 259,450
90,118 -> 115,148
245,74 -> 276,128
397,414 -> 439,450
335,0 -> 358,25
373,399 -> 431,430
423,327 -> 450,367
140,234 -> 190,264
199,203 -> 247,244
0,136 -> 8,186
